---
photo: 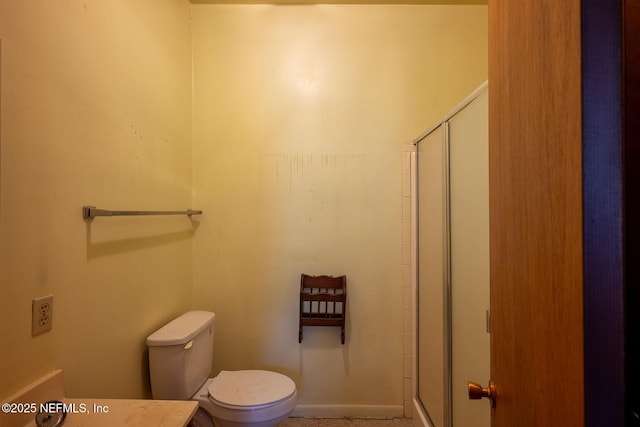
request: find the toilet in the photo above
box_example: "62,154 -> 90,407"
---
146,311 -> 298,427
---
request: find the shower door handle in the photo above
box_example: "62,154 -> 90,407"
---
468,380 -> 496,408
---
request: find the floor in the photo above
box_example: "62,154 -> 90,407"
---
280,418 -> 414,427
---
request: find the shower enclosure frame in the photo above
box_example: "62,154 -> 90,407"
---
411,81 -> 489,427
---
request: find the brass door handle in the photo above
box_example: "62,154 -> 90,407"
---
468,380 -> 496,407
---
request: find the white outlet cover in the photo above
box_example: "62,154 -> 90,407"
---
32,295 -> 53,335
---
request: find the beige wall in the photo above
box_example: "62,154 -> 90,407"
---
0,0 -> 194,398
0,0 -> 486,410
191,4 -> 487,414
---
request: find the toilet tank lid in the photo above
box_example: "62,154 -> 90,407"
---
146,311 -> 215,347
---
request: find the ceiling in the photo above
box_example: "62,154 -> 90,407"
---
190,0 -> 487,4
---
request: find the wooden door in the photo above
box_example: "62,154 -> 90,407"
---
488,0 -> 585,425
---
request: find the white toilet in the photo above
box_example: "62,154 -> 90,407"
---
147,311 -> 298,427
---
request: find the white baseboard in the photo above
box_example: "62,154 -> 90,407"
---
291,404 -> 405,419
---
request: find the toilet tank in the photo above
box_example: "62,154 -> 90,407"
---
146,311 -> 215,400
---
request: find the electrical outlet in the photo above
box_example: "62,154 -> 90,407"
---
32,295 -> 53,335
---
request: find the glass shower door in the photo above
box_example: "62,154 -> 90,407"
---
448,88 -> 490,427
415,83 -> 489,427
416,125 -> 447,427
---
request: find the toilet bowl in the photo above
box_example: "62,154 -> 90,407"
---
194,371 -> 297,427
147,311 -> 298,427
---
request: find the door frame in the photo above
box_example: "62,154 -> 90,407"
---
624,0 -> 640,423
581,0 -> 625,425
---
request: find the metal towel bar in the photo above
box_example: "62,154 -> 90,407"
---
82,206 -> 203,219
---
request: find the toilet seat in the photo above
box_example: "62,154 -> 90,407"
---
193,371 -> 298,427
207,370 -> 296,409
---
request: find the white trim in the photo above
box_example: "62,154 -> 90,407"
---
410,151 -> 433,427
410,150 -> 419,403
290,405 -> 404,419
412,399 -> 433,427
413,80 -> 489,145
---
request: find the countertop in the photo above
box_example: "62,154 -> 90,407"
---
56,398 -> 198,427
1,370 -> 198,427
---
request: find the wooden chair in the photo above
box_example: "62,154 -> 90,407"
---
298,274 -> 347,344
